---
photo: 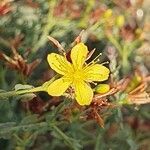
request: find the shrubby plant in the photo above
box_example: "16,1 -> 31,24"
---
0,0 -> 149,150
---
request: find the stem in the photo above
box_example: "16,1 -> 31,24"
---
15,146 -> 25,150
52,125 -> 73,147
16,86 -> 44,95
106,34 -> 122,54
117,108 -> 124,129
32,1 -> 57,52
122,53 -> 129,72
121,44 -> 130,74
0,37 -> 10,48
0,122 -> 48,136
0,75 -> 59,98
0,86 -> 44,98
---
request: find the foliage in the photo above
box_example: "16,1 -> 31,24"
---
0,0 -> 150,150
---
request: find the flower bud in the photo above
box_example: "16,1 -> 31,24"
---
95,84 -> 110,94
116,15 -> 125,27
103,9 -> 112,19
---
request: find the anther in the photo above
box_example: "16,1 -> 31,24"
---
101,61 -> 109,65
91,82 -> 97,85
85,53 -> 102,68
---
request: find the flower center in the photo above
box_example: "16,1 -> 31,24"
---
69,69 -> 85,83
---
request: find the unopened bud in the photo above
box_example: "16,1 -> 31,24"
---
103,9 -> 112,19
116,15 -> 125,27
95,84 -> 110,94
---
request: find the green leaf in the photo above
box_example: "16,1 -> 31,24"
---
0,122 -> 48,139
20,114 -> 39,125
0,122 -> 16,139
0,89 -> 8,100
0,122 -> 16,128
19,93 -> 36,102
15,84 -> 34,91
52,125 -> 82,150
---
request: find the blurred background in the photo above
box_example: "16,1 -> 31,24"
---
0,0 -> 150,150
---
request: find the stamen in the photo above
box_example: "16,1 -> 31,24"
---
92,53 -> 102,63
97,59 -> 100,62
101,61 -> 109,65
84,53 -> 102,69
91,82 -> 97,86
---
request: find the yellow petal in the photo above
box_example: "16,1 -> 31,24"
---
47,53 -> 73,75
74,81 -> 93,105
84,64 -> 110,82
47,77 -> 71,96
71,43 -> 88,69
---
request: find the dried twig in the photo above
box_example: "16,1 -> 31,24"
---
47,36 -> 65,54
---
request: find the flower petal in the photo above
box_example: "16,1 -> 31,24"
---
71,43 -> 88,69
47,53 -> 73,75
84,64 -> 110,82
47,77 -> 71,96
74,81 -> 93,105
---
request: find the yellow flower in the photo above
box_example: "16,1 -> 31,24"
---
47,43 -> 110,105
